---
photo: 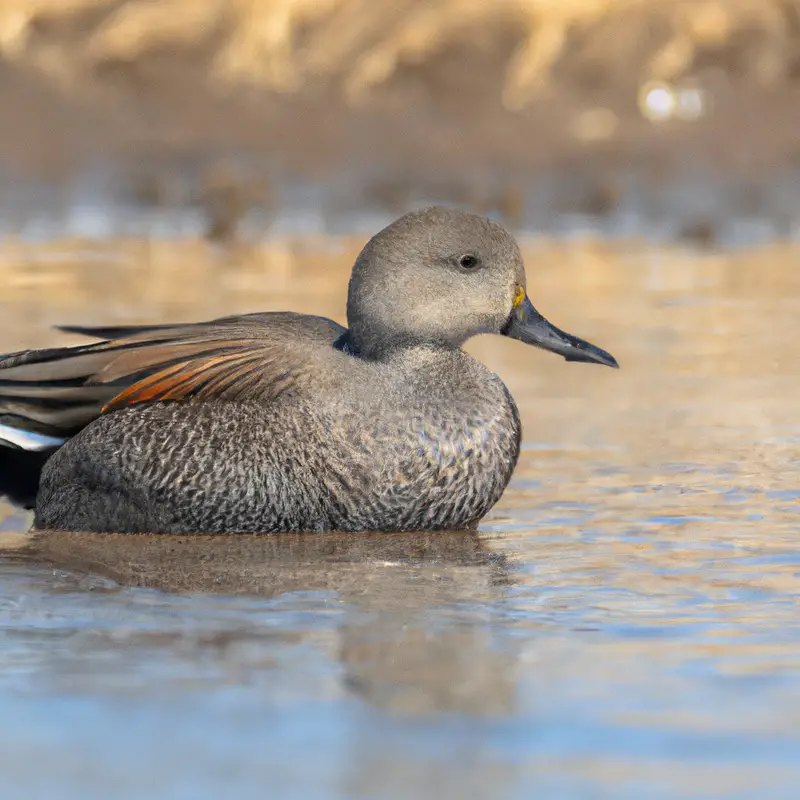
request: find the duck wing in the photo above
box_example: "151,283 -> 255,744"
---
0,311 -> 348,508
0,311 -> 347,447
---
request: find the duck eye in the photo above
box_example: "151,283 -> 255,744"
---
458,254 -> 479,270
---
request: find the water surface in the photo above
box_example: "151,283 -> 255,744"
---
1,237 -> 799,798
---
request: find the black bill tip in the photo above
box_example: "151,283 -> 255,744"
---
502,296 -> 619,369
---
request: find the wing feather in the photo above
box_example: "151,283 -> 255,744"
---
0,312 -> 348,443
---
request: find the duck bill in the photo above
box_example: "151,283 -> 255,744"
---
502,296 -> 619,368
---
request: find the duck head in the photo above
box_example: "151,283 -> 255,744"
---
345,206 -> 618,368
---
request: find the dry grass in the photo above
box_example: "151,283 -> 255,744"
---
1,0 -> 799,109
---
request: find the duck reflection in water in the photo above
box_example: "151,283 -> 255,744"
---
22,527 -> 520,717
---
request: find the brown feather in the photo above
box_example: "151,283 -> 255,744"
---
91,340 -> 255,384
0,311 -> 348,440
102,354 -> 251,411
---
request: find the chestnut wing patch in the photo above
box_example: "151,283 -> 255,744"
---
102,349 -> 298,411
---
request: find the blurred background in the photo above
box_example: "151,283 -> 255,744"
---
1,0 -> 800,243
2,3 -> 800,799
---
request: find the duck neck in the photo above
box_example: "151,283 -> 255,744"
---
335,330 -> 457,362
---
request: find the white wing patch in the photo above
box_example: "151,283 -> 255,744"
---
0,422 -> 65,451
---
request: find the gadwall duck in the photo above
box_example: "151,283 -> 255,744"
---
0,207 -> 617,533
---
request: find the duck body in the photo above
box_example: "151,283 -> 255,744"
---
1,207 -> 616,534
37,345 -> 520,533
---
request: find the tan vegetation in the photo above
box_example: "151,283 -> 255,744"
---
2,0 -> 799,109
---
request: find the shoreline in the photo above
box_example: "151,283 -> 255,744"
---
0,0 -> 798,241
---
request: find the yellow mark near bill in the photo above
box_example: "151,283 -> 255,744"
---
512,286 -> 526,309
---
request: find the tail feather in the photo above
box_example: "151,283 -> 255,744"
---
1,400 -> 102,429
55,323 -> 178,340
0,443 -> 55,509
